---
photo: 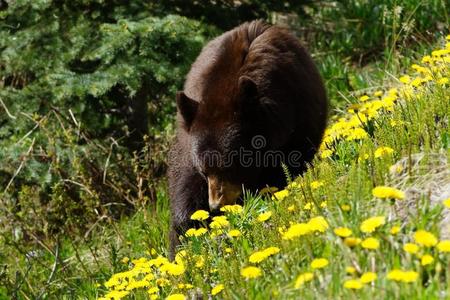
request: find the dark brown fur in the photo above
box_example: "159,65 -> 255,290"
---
168,21 -> 328,257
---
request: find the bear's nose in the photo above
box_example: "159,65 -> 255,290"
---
209,200 -> 222,212
208,190 -> 224,212
207,175 -> 241,211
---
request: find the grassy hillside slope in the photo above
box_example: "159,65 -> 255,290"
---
96,36 -> 450,299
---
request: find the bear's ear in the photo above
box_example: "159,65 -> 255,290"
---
238,76 -> 259,116
176,91 -> 198,129
238,76 -> 258,99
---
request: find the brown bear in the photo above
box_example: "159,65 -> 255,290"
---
168,20 -> 328,256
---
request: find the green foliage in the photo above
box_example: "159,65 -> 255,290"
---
293,0 -> 449,104
0,1 -> 213,242
150,0 -> 313,30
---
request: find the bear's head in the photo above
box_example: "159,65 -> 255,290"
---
176,76 -> 263,211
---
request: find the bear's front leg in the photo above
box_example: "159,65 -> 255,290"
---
168,166 -> 208,259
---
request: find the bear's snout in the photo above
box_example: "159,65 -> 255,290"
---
207,175 -> 241,211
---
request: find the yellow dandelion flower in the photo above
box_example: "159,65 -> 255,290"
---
374,90 -> 383,97
387,269 -> 403,281
399,75 -> 411,84
390,226 -> 401,235
414,230 -> 438,247
437,77 -> 449,85
287,205 -> 296,212
282,223 -> 311,240
121,257 -> 130,264
175,250 -> 187,264
156,278 -> 170,287
401,271 -> 419,283
346,266 -> 356,274
195,255 -> 204,269
160,262 -> 185,276
132,257 -> 147,264
249,247 -> 280,263
344,279 -> 363,289
272,189 -> 289,201
403,243 -> 419,254
359,95 -> 370,102
210,229 -> 224,238
195,227 -> 207,236
414,62 -> 426,73
344,237 -> 362,247
334,227 -> 352,238
248,251 -> 268,263
374,147 -> 395,158
257,211 -> 272,222
372,186 -> 404,200
303,202 -> 313,210
228,229 -> 241,238
294,272 -> 314,288
360,216 -> 385,233
166,294 -> 185,300
220,205 -> 243,214
358,153 -> 370,162
190,210 -> 209,221
310,180 -> 324,189
320,149 -> 333,159
310,258 -> 329,269
361,237 -> 380,250
346,128 -> 368,140
360,272 -> 377,283
421,55 -> 432,63
432,49 -> 450,57
143,274 -> 155,282
263,246 -> 281,256
307,216 -> 329,232
210,216 -> 229,229
103,291 -> 130,299
443,198 -> 450,208
241,266 -> 262,279
211,284 -> 224,296
411,77 -> 424,87
149,256 -> 169,267
437,240 -> 450,252
421,254 -> 434,266
387,270 -> 418,283
225,247 -> 233,254
341,204 -> 351,212
104,276 -> 120,288
185,228 -> 208,237
148,287 -> 159,294
287,181 -> 300,189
